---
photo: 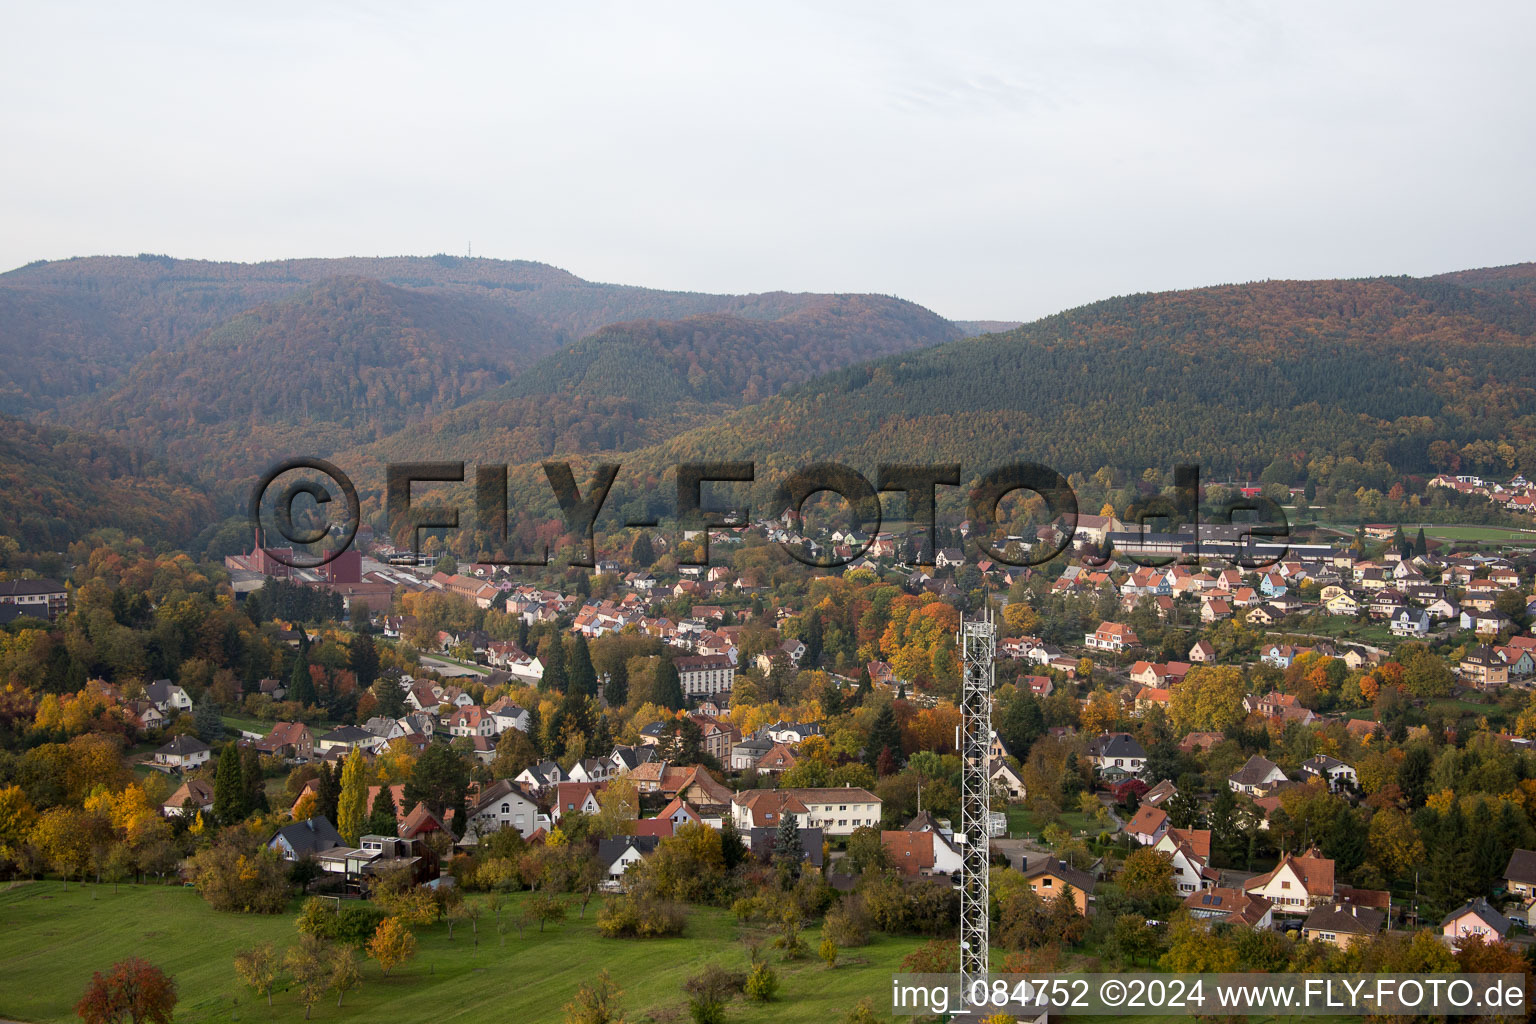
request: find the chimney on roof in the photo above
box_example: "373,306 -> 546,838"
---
1351,904 -> 1358,917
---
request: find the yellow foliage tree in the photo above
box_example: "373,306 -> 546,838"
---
367,916 -> 416,976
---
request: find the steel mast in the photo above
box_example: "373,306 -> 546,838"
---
957,606 -> 995,1008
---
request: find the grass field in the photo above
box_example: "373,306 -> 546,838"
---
0,882 -> 924,1024
1004,807 -> 1108,839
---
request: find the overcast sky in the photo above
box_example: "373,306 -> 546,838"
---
2,2 -> 1533,320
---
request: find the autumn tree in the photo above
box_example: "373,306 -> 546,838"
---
75,958 -> 177,1024
367,916 -> 416,976
329,945 -> 362,1008
337,747 -> 368,845
564,969 -> 625,1024
1168,665 -> 1246,733
284,936 -> 331,1020
233,944 -> 280,1007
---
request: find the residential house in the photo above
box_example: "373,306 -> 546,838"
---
144,679 -> 193,714
253,721 -> 316,761
732,786 -> 880,837
1183,887 -> 1273,928
1014,853 -> 1096,915
551,781 -> 603,822
1243,851 -> 1335,912
1156,828 -> 1216,893
152,734 -> 210,771
1303,902 -> 1385,948
989,761 -> 1027,802
1125,804 -> 1170,846
267,817 -> 346,861
1188,640 -> 1216,663
1503,848 -> 1536,899
316,725 -> 383,756
1085,621 -> 1139,652
746,826 -> 825,867
1460,645 -> 1509,690
161,779 -> 214,817
1301,755 -> 1358,792
1228,755 -> 1287,795
1087,733 -> 1147,775
463,779 -> 542,841
1441,898 -> 1511,944
1390,607 -> 1430,637
597,835 -> 661,889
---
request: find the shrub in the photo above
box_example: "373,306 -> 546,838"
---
186,845 -> 289,914
745,959 -> 779,1002
819,935 -> 839,968
684,964 -> 743,1024
824,897 -> 871,947
596,896 -> 685,939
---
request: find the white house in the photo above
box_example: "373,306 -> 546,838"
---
1300,755 -> 1358,792
463,780 -> 543,841
152,734 -> 210,771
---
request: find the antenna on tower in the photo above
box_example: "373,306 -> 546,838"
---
957,604 -> 995,1010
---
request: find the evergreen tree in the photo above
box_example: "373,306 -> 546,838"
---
631,532 -> 654,568
515,617 -> 528,652
241,745 -> 268,815
1414,527 -> 1428,557
865,702 -> 904,771
371,676 -> 406,719
349,633 -> 380,690
315,762 -> 341,823
405,745 -> 471,819
193,698 -> 225,743
603,659 -> 629,707
1397,745 -> 1433,807
800,612 -> 823,669
538,634 -> 566,693
851,664 -> 872,707
366,783 -> 400,838
568,635 -> 598,698
720,816 -> 747,870
288,650 -> 318,708
1322,807 -> 1366,877
337,747 -> 369,845
654,656 -> 685,711
773,808 -> 803,868
213,744 -> 245,824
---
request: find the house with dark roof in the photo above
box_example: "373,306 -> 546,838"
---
267,816 -> 345,860
1303,902 -> 1385,948
597,834 -> 662,890
747,826 -> 824,868
1300,755 -> 1357,792
1441,897 -> 1511,945
152,734 -> 210,771
1503,848 -> 1536,899
1014,853 -> 1096,915
1228,754 -> 1287,795
1086,733 -> 1146,775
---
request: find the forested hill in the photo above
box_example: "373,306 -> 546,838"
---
601,270 -> 1536,504
0,413 -> 214,550
343,295 -> 960,471
0,253 -> 941,414
62,276 -> 567,480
